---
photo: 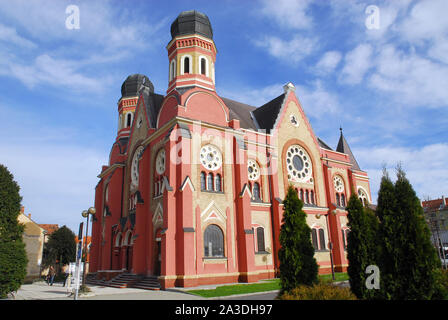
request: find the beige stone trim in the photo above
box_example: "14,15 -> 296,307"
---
97,163 -> 125,178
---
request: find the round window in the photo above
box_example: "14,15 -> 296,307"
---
200,145 -> 222,171
286,145 -> 313,183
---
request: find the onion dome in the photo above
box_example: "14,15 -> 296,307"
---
170,10 -> 213,40
121,74 -> 154,98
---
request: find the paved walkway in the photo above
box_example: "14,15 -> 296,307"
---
5,281 -> 205,300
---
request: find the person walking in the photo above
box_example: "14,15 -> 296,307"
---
48,266 -> 55,286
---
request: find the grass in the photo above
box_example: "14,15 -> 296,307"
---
186,273 -> 348,298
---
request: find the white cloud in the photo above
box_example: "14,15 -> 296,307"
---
295,80 -> 340,119
254,35 -> 317,63
399,0 -> 448,44
355,143 -> 448,203
260,0 -> 313,30
340,43 -> 373,84
0,23 -> 36,48
1,53 -> 113,92
220,83 -> 285,107
369,45 -> 448,107
314,51 -> 342,75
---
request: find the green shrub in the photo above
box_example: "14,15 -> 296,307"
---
433,269 -> 448,300
278,282 -> 357,300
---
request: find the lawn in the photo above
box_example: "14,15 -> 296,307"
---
186,273 -> 348,298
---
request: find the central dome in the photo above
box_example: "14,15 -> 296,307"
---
170,10 -> 213,40
121,74 -> 154,98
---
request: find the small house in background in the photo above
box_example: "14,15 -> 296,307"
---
17,207 -> 46,282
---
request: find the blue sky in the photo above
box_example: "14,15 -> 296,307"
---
0,0 -> 447,233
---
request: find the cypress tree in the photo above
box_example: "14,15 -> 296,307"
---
278,186 -> 318,293
0,164 -> 28,298
377,166 -> 440,299
393,167 -> 439,299
346,191 -> 380,299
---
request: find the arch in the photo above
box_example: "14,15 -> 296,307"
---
122,230 -> 133,246
215,174 -> 222,192
181,55 -> 192,74
357,187 -> 370,206
115,232 -> 122,247
203,224 -> 224,257
200,171 -> 206,191
170,59 -> 176,81
126,112 -> 133,128
253,182 -> 261,201
256,227 -> 265,252
199,56 -> 208,76
207,172 -> 213,191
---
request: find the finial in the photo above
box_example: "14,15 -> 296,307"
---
339,126 -> 343,134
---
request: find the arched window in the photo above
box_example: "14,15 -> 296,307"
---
200,57 -> 206,75
184,56 -> 190,74
126,113 -> 133,127
341,194 -> 346,207
204,224 -> 224,257
358,188 -> 369,206
300,189 -> 304,202
200,172 -> 206,191
305,190 -> 310,204
336,193 -> 341,207
253,182 -> 261,201
207,173 -> 213,191
311,229 -> 318,250
342,228 -> 350,249
318,229 -> 326,250
310,191 -> 315,204
256,227 -> 265,252
170,60 -> 176,81
215,174 -> 222,192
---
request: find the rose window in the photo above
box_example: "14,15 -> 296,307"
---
247,159 -> 260,181
333,176 -> 344,192
200,144 -> 222,171
286,145 -> 313,183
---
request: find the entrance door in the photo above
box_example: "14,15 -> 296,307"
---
155,240 -> 161,276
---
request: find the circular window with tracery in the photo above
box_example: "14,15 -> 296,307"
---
286,145 -> 313,183
333,175 -> 344,192
200,144 -> 222,171
247,159 -> 260,181
155,149 -> 166,175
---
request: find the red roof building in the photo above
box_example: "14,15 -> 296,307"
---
89,10 -> 373,289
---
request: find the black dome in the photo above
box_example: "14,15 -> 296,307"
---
121,74 -> 154,98
170,10 -> 213,40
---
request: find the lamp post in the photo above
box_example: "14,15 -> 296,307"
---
81,207 -> 96,286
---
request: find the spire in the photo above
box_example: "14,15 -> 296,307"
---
336,128 -> 361,171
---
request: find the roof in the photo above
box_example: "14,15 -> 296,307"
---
317,137 -> 333,150
170,10 -> 213,40
251,93 -> 286,133
39,224 -> 59,235
220,97 -> 257,130
422,197 -> 448,212
121,74 -> 154,98
336,130 -> 361,171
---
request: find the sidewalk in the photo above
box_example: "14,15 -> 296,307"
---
7,281 -> 204,300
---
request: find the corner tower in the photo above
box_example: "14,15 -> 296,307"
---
116,74 -> 153,141
167,10 -> 217,94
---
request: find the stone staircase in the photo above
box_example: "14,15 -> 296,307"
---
86,273 -> 161,291
107,273 -> 141,288
132,276 -> 161,291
